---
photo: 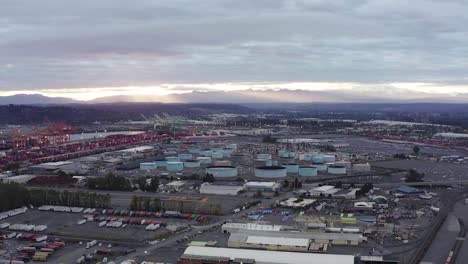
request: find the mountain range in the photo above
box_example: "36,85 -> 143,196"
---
1,88 -> 467,105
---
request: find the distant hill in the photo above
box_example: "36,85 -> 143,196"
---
0,94 -> 77,105
1,89 -> 468,105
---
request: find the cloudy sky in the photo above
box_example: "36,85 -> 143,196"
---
1,0 -> 468,101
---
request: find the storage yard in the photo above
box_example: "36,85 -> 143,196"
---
1,115 -> 468,264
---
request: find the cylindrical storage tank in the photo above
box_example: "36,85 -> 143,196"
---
140,162 -> 156,171
334,161 -> 351,169
222,148 -> 234,157
178,153 -> 193,160
328,165 -> 346,175
165,156 -> 180,162
312,163 -> 327,171
164,150 -> 177,156
200,150 -> 213,156
312,155 -> 325,163
299,153 -> 312,161
255,166 -> 287,178
155,159 -> 167,167
197,156 -> 212,164
265,159 -> 273,166
184,159 -> 201,168
206,166 -> 238,178
188,148 -> 201,154
226,143 -> 237,150
288,152 -> 296,158
322,155 -> 336,163
285,163 -> 299,174
299,166 -> 318,177
211,151 -> 224,159
166,161 -> 184,171
277,150 -> 289,158
257,154 -> 272,160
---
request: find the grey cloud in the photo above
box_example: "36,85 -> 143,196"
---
1,0 -> 468,91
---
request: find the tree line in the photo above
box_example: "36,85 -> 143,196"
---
87,173 -> 132,191
29,189 -> 111,208
0,183 -> 111,212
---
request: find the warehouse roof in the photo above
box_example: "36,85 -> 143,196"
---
183,246 -> 355,264
231,229 -> 366,242
223,223 -> 283,232
246,236 -> 309,247
244,181 -> 280,188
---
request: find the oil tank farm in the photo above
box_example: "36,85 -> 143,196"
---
154,159 -> 166,168
298,166 -> 318,177
188,148 -> 201,154
166,161 -> 184,171
312,162 -> 327,171
197,156 -> 212,164
277,150 -> 288,158
184,159 -> 201,168
178,153 -> 193,160
200,149 -> 213,156
211,151 -> 224,159
322,155 -> 336,163
328,165 -> 347,175
226,143 -> 237,150
206,166 -> 238,178
255,166 -> 287,178
285,163 -> 299,174
140,162 -> 156,171
165,156 -> 180,162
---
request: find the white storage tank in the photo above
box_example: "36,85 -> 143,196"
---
334,161 -> 351,169
255,166 -> 287,178
285,163 -> 299,174
299,153 -> 313,161
222,148 -> 234,158
312,163 -> 327,171
140,162 -> 156,171
200,149 -> 213,156
178,153 -> 193,160
277,150 -> 289,158
206,166 -> 238,178
197,156 -> 212,164
299,166 -> 318,177
211,151 -> 224,159
154,159 -> 167,167
165,156 -> 180,162
226,143 -> 237,150
328,165 -> 347,175
322,155 -> 336,163
184,159 -> 201,168
166,161 -> 184,171
312,155 -> 325,163
188,148 -> 201,154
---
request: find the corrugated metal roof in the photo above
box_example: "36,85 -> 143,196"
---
183,246 -> 354,264
246,236 -> 309,247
